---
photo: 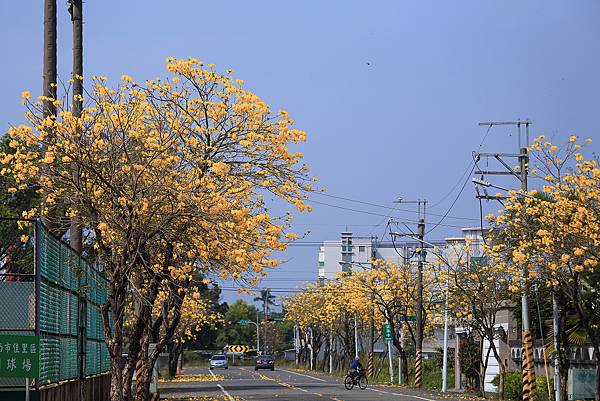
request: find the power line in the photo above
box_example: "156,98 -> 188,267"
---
308,200 -> 468,229
429,124 -> 493,209
426,162 -> 476,235
312,192 -> 478,222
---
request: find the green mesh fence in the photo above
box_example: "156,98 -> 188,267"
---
36,221 -> 110,384
0,219 -> 110,388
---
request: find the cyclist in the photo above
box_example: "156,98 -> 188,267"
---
349,356 -> 363,379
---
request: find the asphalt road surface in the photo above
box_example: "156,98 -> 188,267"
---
160,366 -> 465,401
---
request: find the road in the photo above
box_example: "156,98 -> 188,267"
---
159,366 -> 464,401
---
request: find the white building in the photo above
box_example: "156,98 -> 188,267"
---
317,231 -> 447,282
317,228 -> 486,359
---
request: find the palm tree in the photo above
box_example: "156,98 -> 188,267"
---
254,289 -> 277,353
254,288 -> 277,318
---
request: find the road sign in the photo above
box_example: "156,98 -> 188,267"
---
0,335 -> 39,378
239,320 -> 248,326
227,345 -> 249,353
401,316 -> 416,322
382,323 -> 393,341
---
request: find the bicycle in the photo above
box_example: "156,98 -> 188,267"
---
344,370 -> 368,390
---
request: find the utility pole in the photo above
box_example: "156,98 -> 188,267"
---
367,292 -> 375,379
68,2 -> 85,400
42,0 -> 57,233
69,0 -> 83,254
415,217 -> 425,388
393,198 -> 427,388
519,144 -> 536,401
473,120 -> 536,401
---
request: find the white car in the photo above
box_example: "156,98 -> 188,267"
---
209,354 -> 228,369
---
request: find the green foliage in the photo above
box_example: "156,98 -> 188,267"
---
492,371 -> 554,401
406,356 -> 455,390
216,299 -> 258,349
0,135 -> 38,274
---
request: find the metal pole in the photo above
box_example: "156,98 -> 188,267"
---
329,330 -> 333,374
310,328 -> 314,370
387,340 -> 394,383
399,320 -> 403,385
256,314 -> 260,354
354,314 -> 359,358
552,291 -> 561,401
519,147 -> 536,401
415,218 -> 425,388
294,323 -> 300,365
442,283 -> 449,392
25,378 -> 30,401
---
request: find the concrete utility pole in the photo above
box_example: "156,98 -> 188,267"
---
367,294 -> 375,378
392,198 -> 427,388
519,145 -> 537,401
68,2 -> 86,400
474,120 -> 536,400
42,0 -> 57,233
69,0 -> 83,254
415,218 -> 425,388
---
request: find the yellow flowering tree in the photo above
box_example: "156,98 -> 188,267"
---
488,136 -> 599,401
2,58 -> 312,401
437,240 -> 513,400
341,260 -> 443,383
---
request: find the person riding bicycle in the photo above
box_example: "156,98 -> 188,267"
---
349,356 -> 363,379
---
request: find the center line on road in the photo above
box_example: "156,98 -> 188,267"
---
279,369 -> 327,382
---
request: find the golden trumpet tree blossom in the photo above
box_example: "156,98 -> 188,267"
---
2,58 -> 313,401
487,136 -> 599,401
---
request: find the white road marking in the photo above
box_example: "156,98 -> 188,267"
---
369,387 -> 436,401
208,368 -> 235,401
279,369 -> 327,382
217,384 -> 234,401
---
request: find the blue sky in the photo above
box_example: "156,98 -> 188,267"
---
1,1 -> 599,307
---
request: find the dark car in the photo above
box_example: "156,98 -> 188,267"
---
255,355 -> 275,371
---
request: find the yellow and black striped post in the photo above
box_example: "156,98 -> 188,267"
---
135,351 -> 144,399
414,347 -> 423,388
367,351 -> 375,377
521,330 -> 536,401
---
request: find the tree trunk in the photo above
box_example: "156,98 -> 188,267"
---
498,363 -> 505,401
134,333 -> 151,401
108,340 -> 124,401
401,351 -> 409,384
167,340 -> 181,378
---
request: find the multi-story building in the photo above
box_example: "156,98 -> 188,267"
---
317,231 -> 446,282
